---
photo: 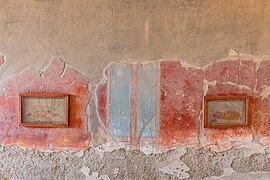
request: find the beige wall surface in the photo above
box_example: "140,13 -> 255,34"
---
0,0 -> 269,82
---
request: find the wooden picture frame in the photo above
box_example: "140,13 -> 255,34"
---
19,93 -> 69,128
204,95 -> 250,128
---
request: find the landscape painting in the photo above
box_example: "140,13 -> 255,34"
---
19,94 -> 69,127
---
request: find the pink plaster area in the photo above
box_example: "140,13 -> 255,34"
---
0,58 -> 90,151
159,61 -> 203,147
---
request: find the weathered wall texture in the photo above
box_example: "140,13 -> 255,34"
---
0,58 -> 90,151
1,0 -> 270,179
96,56 -> 270,152
1,0 -> 270,83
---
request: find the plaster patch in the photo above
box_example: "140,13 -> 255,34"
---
94,141 -> 122,157
222,81 -> 251,90
137,140 -> 155,154
228,49 -> 239,61
157,160 -> 190,179
157,147 -> 189,178
207,167 -> 235,179
253,56 -> 263,71
76,150 -> 85,158
81,166 -> 90,177
81,167 -> 110,180
238,144 -> 266,157
215,172 -> 270,180
259,85 -> 270,100
203,79 -> 217,95
229,49 -> 239,57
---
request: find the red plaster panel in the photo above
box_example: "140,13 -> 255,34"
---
255,61 -> 270,145
251,98 -> 270,135
205,60 -> 257,89
256,61 -> 270,88
203,128 -> 253,152
0,58 -> 90,151
204,60 -> 255,151
204,61 -> 241,83
159,61 -> 203,147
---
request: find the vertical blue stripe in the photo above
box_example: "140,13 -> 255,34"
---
138,63 -> 157,137
109,64 -> 130,136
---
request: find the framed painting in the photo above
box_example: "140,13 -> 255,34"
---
19,93 -> 69,128
204,95 -> 250,128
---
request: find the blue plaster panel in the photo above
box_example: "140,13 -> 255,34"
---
138,64 -> 157,137
109,64 -> 130,136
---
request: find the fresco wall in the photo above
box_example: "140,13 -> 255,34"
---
1,0 -> 270,179
0,52 -> 270,179
0,58 -> 90,151
2,53 -> 268,153
96,54 -> 270,153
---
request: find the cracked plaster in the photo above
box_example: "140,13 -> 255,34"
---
0,0 -> 270,178
0,52 -> 266,179
2,0 -> 270,84
0,51 -> 269,179
95,51 -> 270,152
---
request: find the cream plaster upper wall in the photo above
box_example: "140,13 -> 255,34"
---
0,0 -> 269,83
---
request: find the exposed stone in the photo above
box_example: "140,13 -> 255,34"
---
0,145 -> 268,179
231,153 -> 270,173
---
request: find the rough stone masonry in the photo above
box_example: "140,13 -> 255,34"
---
1,0 -> 270,179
